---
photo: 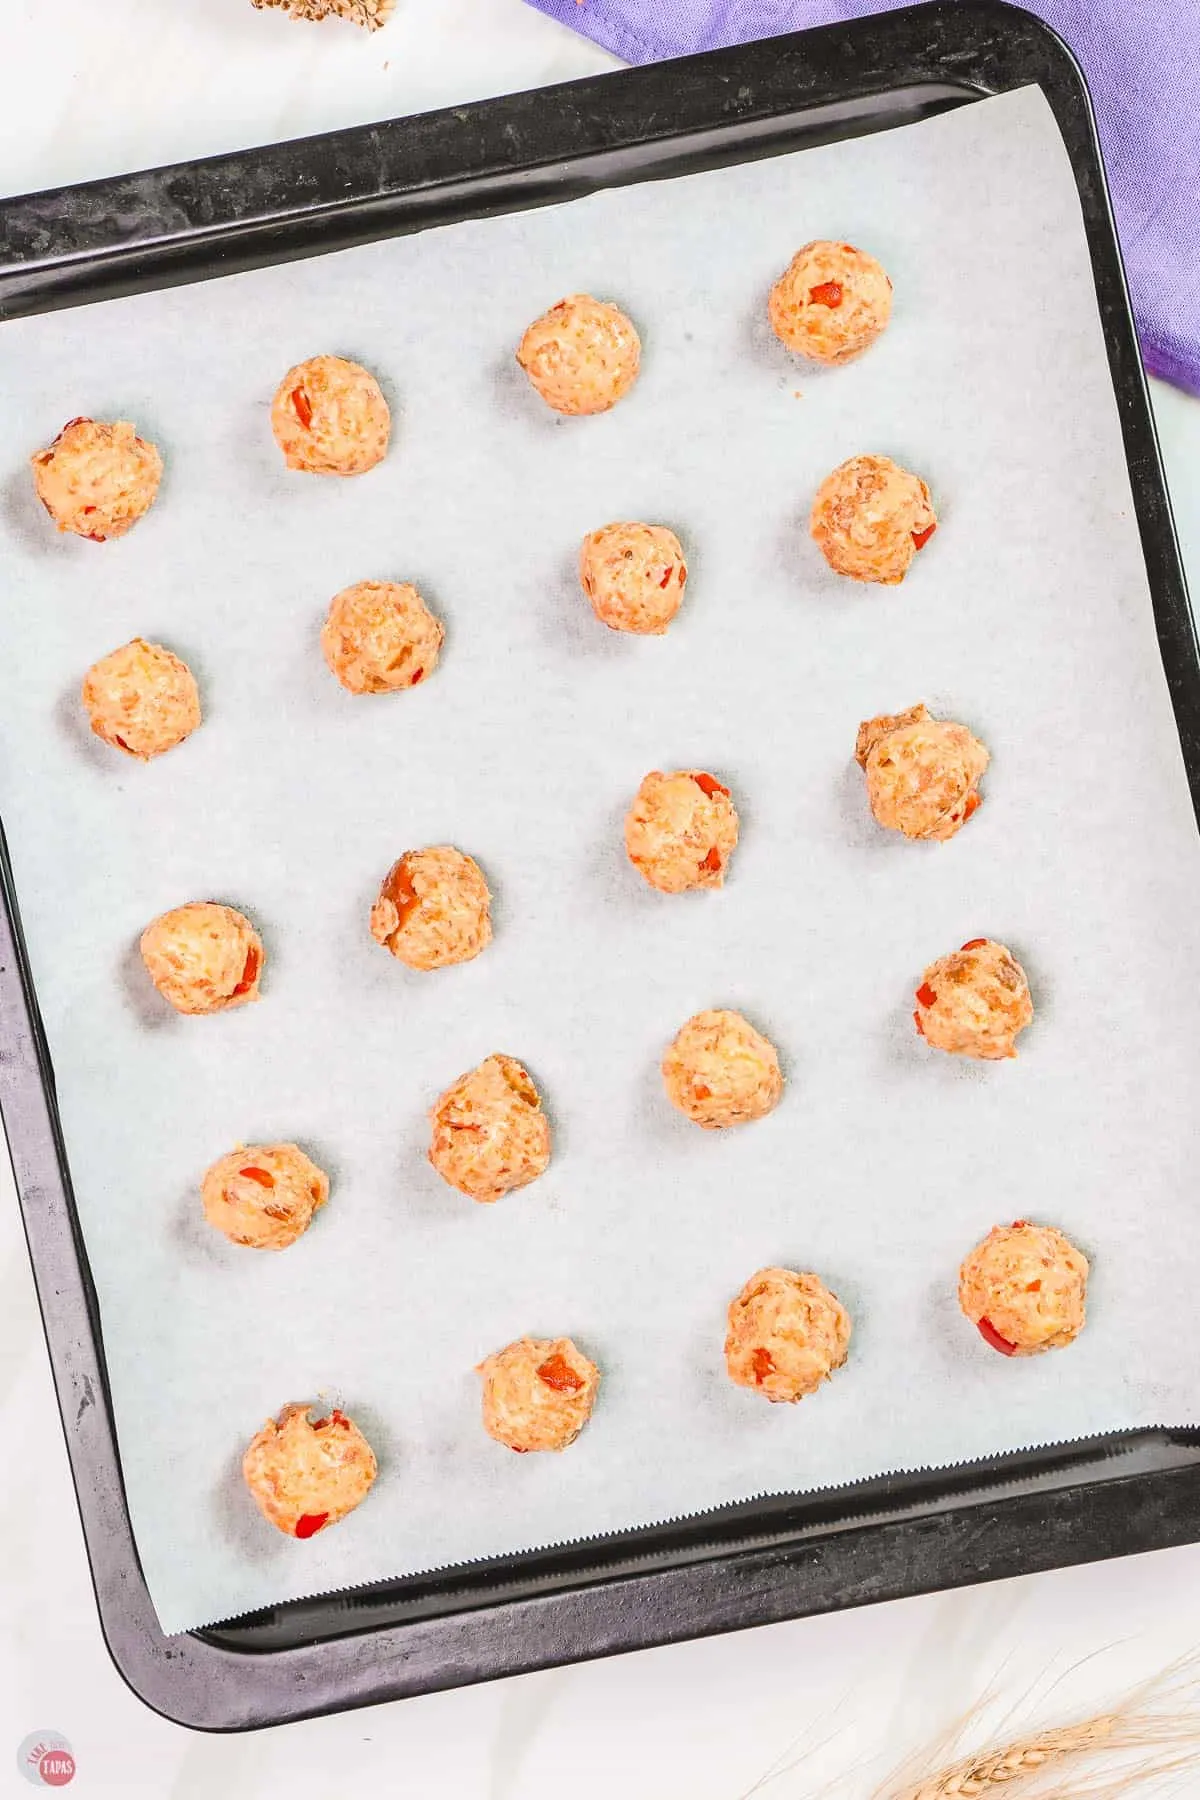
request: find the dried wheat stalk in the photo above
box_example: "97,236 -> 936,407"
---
889,1716 -> 1118,1798
878,1657 -> 1200,1800
250,0 -> 395,31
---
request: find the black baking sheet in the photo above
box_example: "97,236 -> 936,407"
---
0,0 -> 1195,1730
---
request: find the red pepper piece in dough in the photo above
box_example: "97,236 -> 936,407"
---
915,982 -> 937,1009
808,280 -> 844,307
976,1317 -> 1017,1356
911,523 -> 937,551
233,947 -> 259,998
537,1353 -> 585,1393
381,858 -> 421,930
692,773 -> 729,800
294,1512 -> 329,1538
291,387 -> 314,430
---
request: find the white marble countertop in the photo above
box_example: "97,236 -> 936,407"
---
3,2 -> 1200,1792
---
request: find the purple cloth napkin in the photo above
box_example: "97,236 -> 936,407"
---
525,0 -> 1200,392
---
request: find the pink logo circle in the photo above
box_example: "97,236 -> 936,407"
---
16,1735 -> 76,1789
37,1752 -> 75,1788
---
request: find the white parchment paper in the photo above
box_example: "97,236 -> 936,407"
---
3,87 -> 1200,1635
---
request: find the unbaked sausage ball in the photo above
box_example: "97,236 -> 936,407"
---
914,938 -> 1033,1060
516,295 -> 641,416
250,0 -> 394,26
855,702 -> 989,841
811,454 -> 937,585
959,1221 -> 1089,1356
321,580 -> 444,694
271,355 -> 390,475
578,522 -> 687,635
429,1054 -> 551,1204
31,417 -> 162,541
81,638 -> 200,761
202,1143 -> 330,1250
140,902 -> 264,1016
662,1008 -> 783,1129
768,240 -> 893,364
624,770 -> 738,894
369,846 -> 492,971
242,1403 -> 378,1538
477,1336 -> 600,1453
725,1267 -> 851,1403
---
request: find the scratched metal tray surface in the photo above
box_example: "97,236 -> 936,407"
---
1,0 -> 1197,1731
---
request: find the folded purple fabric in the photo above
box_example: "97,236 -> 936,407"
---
525,0 -> 1200,392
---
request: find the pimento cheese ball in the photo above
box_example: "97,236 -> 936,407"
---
202,1143 -> 330,1250
31,417 -> 162,541
516,295 -> 641,416
369,846 -> 492,971
855,702 -> 989,842
914,938 -> 1033,1060
959,1221 -> 1089,1356
624,769 -> 738,894
250,0 -> 394,26
271,355 -> 390,475
321,580 -> 444,694
81,638 -> 201,761
811,454 -> 936,585
768,240 -> 893,363
429,1055 -> 551,1204
140,902 -> 264,1016
242,1403 -> 378,1538
477,1336 -> 600,1452
578,522 -> 688,635
725,1267 -> 851,1403
662,1008 -> 783,1129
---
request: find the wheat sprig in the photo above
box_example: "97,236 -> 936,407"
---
879,1654 -> 1200,1800
893,1717 -> 1118,1798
